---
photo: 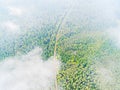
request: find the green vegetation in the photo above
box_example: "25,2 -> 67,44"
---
1,21 -> 120,90
56,31 -> 103,90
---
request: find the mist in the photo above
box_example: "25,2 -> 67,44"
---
0,0 -> 120,90
0,47 -> 60,90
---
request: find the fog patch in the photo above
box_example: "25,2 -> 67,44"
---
2,21 -> 20,34
8,6 -> 25,16
93,58 -> 120,90
106,20 -> 120,47
0,47 -> 60,90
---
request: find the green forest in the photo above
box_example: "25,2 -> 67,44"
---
1,22 -> 120,90
0,0 -> 120,90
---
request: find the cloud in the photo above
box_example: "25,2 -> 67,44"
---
8,7 -> 24,16
106,20 -> 120,46
2,21 -> 20,33
0,47 -> 60,90
93,58 -> 120,90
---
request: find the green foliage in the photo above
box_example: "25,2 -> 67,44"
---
1,21 -> 120,90
57,62 -> 96,90
56,31 -> 103,90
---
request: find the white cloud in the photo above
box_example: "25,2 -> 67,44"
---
8,7 -> 24,16
0,47 -> 60,90
2,21 -> 20,33
107,20 -> 120,46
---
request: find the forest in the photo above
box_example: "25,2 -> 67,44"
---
0,0 -> 120,90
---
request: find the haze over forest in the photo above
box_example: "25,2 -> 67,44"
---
0,0 -> 120,90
